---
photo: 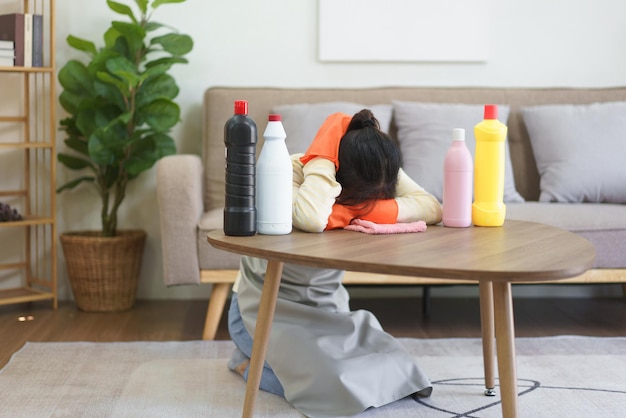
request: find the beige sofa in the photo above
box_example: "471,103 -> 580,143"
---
157,86 -> 626,339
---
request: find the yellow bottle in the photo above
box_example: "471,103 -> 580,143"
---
472,104 -> 507,226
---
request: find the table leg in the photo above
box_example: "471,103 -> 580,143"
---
493,281 -> 519,418
479,281 -> 496,396
242,260 -> 284,418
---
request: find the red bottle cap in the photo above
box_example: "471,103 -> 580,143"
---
268,114 -> 281,121
484,104 -> 498,120
234,100 -> 248,115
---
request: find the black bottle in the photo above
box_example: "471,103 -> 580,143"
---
224,100 -> 258,236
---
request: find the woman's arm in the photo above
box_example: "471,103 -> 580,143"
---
300,113 -> 351,169
292,155 -> 341,232
395,168 -> 443,225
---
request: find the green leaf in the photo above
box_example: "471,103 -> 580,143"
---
86,49 -> 119,76
125,133 -> 176,176
73,101 -> 120,140
93,80 -> 127,111
74,105 -> 98,138
107,111 -> 133,129
105,56 -> 142,88
135,0 -> 148,14
107,0 -> 138,23
111,21 -> 146,55
103,26 -> 121,49
149,132 -> 177,158
59,90 -> 82,114
58,60 -> 94,95
113,35 -> 133,59
101,113 -> 129,138
56,176 -> 96,193
106,55 -> 137,74
88,129 -> 125,166
145,56 -> 187,68
111,21 -> 146,40
57,153 -> 95,171
151,33 -> 193,56
59,117 -> 85,142
141,62 -> 171,79
135,73 -> 178,107
139,99 -> 180,132
66,35 -> 97,55
152,0 -> 186,9
144,21 -> 162,32
59,117 -> 79,136
96,71 -> 130,95
64,137 -> 90,156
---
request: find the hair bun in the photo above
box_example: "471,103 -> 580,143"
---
347,108 -> 380,132
362,119 -> 376,128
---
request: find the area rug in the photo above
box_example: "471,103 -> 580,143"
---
0,337 -> 625,417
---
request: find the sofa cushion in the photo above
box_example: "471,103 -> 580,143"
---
271,102 -> 393,154
392,101 -> 524,203
522,102 -> 626,203
506,202 -> 626,268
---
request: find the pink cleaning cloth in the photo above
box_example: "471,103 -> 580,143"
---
344,219 -> 427,235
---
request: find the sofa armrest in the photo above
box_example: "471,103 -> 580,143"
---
156,155 -> 205,286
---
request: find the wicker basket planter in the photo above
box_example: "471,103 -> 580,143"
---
60,230 -> 146,312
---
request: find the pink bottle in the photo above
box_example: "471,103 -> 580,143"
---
443,128 -> 473,227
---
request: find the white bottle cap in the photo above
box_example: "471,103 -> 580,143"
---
452,128 -> 465,142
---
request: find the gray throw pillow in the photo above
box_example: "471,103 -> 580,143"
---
522,102 -> 626,203
392,101 -> 524,203
271,102 -> 393,154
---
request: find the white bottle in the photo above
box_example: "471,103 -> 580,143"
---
442,128 -> 473,227
256,114 -> 293,235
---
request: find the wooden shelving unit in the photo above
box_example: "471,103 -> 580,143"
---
0,0 -> 56,308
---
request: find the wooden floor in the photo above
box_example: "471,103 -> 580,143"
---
1,295 -> 625,369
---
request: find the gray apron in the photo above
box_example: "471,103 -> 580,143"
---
236,256 -> 432,417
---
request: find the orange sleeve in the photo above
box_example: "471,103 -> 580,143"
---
300,113 -> 351,170
325,199 -> 399,230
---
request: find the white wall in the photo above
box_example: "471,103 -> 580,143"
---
52,0 -> 626,300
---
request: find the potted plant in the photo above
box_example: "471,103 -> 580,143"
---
56,0 -> 193,311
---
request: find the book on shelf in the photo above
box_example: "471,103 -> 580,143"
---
0,39 -> 13,49
0,49 -> 14,58
0,13 -> 39,67
23,13 -> 32,68
0,13 -> 24,66
32,14 -> 43,67
0,56 -> 14,67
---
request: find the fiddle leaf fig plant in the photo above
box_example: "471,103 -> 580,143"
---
57,0 -> 193,237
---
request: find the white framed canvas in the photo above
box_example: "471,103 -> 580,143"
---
318,0 -> 489,62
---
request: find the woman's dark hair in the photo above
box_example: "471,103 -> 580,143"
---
335,109 -> 401,210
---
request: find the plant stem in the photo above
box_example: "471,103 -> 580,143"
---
101,185 -> 112,237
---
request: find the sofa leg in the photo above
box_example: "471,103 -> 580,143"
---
202,283 -> 231,340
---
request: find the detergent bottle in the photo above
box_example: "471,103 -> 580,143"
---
472,104 -> 507,227
443,128 -> 473,227
223,100 -> 257,236
256,114 -> 293,235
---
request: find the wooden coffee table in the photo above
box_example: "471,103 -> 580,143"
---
208,220 -> 595,418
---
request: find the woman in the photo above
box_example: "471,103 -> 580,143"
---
227,109 -> 442,417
